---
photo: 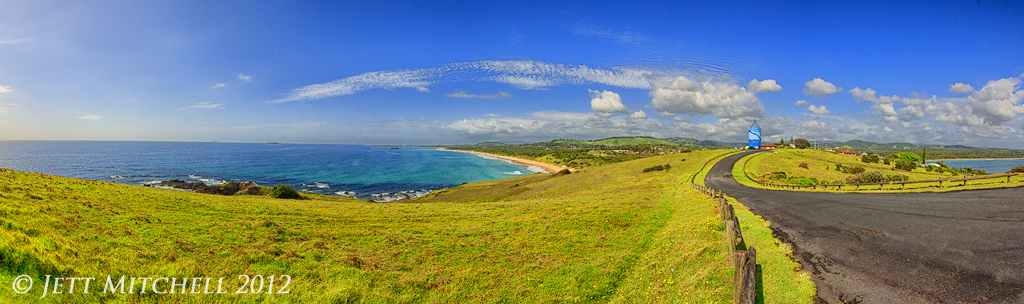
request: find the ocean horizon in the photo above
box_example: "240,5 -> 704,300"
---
0,140 -> 542,202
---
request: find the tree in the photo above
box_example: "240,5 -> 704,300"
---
922,147 -> 927,164
793,138 -> 811,149
779,138 -> 785,145
896,152 -> 922,163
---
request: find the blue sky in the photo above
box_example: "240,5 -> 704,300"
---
1,1 -> 1023,147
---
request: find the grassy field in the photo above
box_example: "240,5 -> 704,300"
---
0,150 -> 813,303
736,149 -> 1024,192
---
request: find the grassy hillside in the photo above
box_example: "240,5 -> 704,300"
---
0,151 -> 813,303
736,149 -> 1024,192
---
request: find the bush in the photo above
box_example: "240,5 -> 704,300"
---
925,166 -> 934,172
798,162 -> 809,169
886,174 -> 909,181
834,163 -> 863,174
847,171 -> 887,183
893,159 -> 916,171
642,164 -> 670,173
861,154 -> 880,163
270,185 -> 302,199
1009,165 -> 1024,173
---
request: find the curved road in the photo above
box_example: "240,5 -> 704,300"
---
705,150 -> 1024,303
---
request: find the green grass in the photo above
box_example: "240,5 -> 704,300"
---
0,150 -> 813,303
736,149 -> 1024,193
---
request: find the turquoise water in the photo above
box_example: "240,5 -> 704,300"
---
928,158 -> 1024,174
0,141 -> 542,201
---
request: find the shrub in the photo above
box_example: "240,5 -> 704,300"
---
1009,165 -> 1024,173
556,169 -> 572,175
798,162 -> 809,169
925,166 -> 934,172
861,154 -> 880,163
642,164 -> 671,173
893,159 -> 915,171
270,185 -> 301,199
886,174 -> 909,181
835,164 -> 843,172
848,165 -> 865,174
847,171 -> 888,183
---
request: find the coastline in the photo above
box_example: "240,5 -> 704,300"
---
439,148 -> 566,173
928,157 -> 1024,161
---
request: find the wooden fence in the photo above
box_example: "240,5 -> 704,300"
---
693,183 -> 758,304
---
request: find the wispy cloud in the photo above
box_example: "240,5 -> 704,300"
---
267,60 -> 657,103
0,85 -> 11,94
446,90 -> 511,100
573,24 -> 648,46
238,74 -> 252,81
177,102 -> 226,110
0,39 -> 28,44
211,83 -> 226,89
415,86 -> 430,92
77,115 -> 101,121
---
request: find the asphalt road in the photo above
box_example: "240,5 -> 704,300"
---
705,150 -> 1024,303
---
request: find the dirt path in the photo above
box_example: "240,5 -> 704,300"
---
706,150 -> 1024,303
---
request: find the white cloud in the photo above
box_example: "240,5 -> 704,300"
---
747,79 -> 782,92
211,83 -> 226,89
629,110 -> 648,119
0,85 -> 11,94
656,111 -> 675,119
589,89 -> 630,117
415,86 -> 430,92
884,126 -> 892,132
807,104 -> 831,115
485,113 -> 499,117
0,106 -> 7,113
849,87 -> 900,104
967,77 -> 1024,125
804,78 -> 842,97
949,82 -> 974,94
77,115 -> 101,121
446,90 -> 511,100
177,102 -> 226,110
871,103 -> 899,122
649,76 -> 764,119
268,60 -> 658,103
794,100 -> 810,106
238,74 -> 252,81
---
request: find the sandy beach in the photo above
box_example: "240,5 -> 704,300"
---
440,149 -> 567,173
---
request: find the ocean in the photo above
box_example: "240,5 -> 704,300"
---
0,141 -> 543,201
928,158 -> 1024,174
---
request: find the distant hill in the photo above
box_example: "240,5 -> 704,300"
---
592,137 -> 678,146
828,140 -> 980,151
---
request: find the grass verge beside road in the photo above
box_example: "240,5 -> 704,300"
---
735,149 -> 1024,193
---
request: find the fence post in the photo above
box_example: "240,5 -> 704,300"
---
736,247 -> 757,304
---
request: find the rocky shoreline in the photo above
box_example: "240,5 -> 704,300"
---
146,180 -> 267,196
